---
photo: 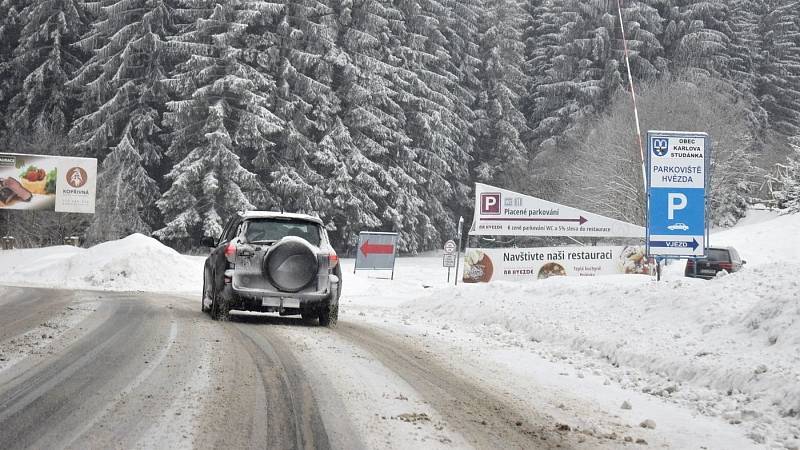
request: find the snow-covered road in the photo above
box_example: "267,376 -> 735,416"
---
0,287 -> 609,449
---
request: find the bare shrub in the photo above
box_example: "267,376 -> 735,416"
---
564,75 -> 759,227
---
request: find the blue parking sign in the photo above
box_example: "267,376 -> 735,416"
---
646,131 -> 709,258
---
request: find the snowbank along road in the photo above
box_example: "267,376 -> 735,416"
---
0,286 -> 623,450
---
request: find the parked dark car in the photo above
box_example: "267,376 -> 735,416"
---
685,246 -> 746,279
201,211 -> 341,326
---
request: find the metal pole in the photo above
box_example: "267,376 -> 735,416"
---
617,0 -> 648,195
447,267 -> 451,283
390,234 -> 397,280
455,216 -> 464,286
645,132 -> 652,259
705,135 -> 712,252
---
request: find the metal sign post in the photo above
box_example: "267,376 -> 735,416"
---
455,216 -> 464,286
443,239 -> 457,282
646,131 -> 709,267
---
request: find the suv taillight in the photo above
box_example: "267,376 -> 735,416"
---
718,262 -> 732,271
224,243 -> 236,261
328,253 -> 339,268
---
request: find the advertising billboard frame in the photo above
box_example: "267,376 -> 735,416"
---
0,152 -> 97,215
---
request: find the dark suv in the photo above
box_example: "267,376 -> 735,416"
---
201,211 -> 341,326
685,246 -> 746,279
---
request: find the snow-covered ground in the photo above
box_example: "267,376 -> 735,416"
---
340,210 -> 800,449
0,209 -> 798,448
0,233 -> 204,293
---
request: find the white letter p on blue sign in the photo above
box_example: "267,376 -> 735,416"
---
668,192 -> 687,220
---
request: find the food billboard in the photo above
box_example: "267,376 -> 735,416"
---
0,153 -> 97,214
462,246 -> 651,283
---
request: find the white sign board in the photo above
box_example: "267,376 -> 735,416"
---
470,183 -> 645,238
354,232 -> 398,273
0,153 -> 97,214
443,239 -> 457,268
443,253 -> 457,268
462,246 -> 651,283
646,131 -> 708,257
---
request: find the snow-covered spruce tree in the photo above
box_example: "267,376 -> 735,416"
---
330,0 -> 428,252
317,0 -> 434,251
257,0 -> 338,216
658,0 -> 766,134
313,116 -> 384,251
440,0 -> 482,216
727,1 -> 765,105
0,0 -> 24,139
86,129 -> 161,242
525,0 -> 666,149
69,0 -> 180,240
757,0 -> 800,136
660,1 -> 733,76
473,0 -> 530,191
157,101 -> 261,243
393,0 -> 475,249
768,137 -> 800,212
156,2 -> 283,243
5,0 -> 90,135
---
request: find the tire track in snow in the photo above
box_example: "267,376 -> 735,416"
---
336,321 -> 579,450
230,321 -> 331,450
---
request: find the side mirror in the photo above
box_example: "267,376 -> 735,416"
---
742,260 -> 747,265
201,236 -> 216,248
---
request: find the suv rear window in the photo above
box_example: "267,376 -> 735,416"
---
244,219 -> 321,246
706,248 -> 730,262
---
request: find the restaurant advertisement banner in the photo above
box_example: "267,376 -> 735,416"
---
0,153 -> 97,214
462,246 -> 651,283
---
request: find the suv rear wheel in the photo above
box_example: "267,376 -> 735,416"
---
318,302 -> 338,327
318,266 -> 341,327
210,291 -> 222,320
210,288 -> 229,321
201,280 -> 210,313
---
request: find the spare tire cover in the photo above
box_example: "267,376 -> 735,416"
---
264,238 -> 319,293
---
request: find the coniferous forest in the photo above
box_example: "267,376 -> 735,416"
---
0,0 -> 799,252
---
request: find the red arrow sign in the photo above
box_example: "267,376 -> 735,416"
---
481,216 -> 588,225
360,240 -> 395,257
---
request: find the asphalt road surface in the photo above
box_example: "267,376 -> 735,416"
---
0,287 -> 602,449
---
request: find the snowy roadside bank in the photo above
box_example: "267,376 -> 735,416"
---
340,212 -> 800,448
0,234 -> 204,293
392,266 -> 799,447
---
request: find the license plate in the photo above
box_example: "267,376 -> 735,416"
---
282,298 -> 300,308
701,269 -> 716,274
262,297 -> 280,307
261,297 -> 300,308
